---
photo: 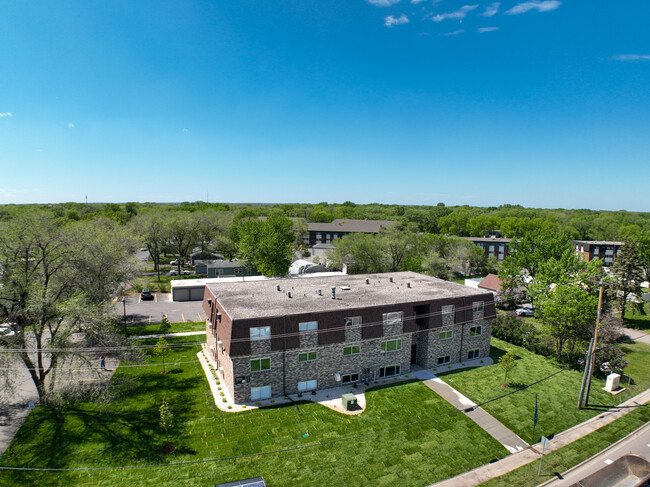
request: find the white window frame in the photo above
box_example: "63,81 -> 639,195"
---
441,305 -> 454,316
298,379 -> 317,392
250,357 -> 271,372
382,311 -> 404,326
470,326 -> 482,337
344,316 -> 362,326
298,351 -> 317,362
298,321 -> 318,332
439,330 -> 453,340
343,345 -> 360,356
381,339 -> 402,352
472,301 -> 484,313
251,385 -> 271,401
250,326 -> 271,341
379,365 -> 401,378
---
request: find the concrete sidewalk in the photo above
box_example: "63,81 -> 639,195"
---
429,387 -> 650,487
622,327 -> 650,346
413,370 -> 528,453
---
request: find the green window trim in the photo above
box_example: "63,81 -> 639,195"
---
381,339 -> 402,352
250,357 -> 271,372
298,351 -> 317,362
439,330 -> 453,340
343,345 -> 360,356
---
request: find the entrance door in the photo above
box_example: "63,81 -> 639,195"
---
410,344 -> 418,364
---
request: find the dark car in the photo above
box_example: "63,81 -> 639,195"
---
140,289 -> 154,301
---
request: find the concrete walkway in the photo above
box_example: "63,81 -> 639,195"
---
622,327 -> 650,346
413,370 -> 529,454
130,330 -> 206,339
429,387 -> 650,487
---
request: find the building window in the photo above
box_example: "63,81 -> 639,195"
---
250,357 -> 271,372
344,316 -> 362,326
298,380 -> 317,392
298,351 -> 317,362
470,326 -> 482,337
437,356 -> 451,365
383,311 -> 404,326
468,349 -> 480,359
381,339 -> 402,352
439,330 -> 453,340
250,326 -> 271,341
441,305 -> 454,316
234,267 -> 243,274
342,373 -> 360,384
299,321 -> 318,332
343,345 -> 360,356
473,301 -> 484,313
379,365 -> 401,377
251,385 -> 271,401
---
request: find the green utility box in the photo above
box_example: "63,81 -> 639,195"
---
341,393 -> 357,411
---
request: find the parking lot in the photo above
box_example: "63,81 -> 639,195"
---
115,293 -> 206,324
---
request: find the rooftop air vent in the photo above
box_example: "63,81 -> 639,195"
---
340,286 -> 350,291
407,282 -> 411,288
317,289 -> 322,296
287,291 -> 292,298
365,278 -> 370,285
389,277 -> 394,283
276,284 -> 281,291
331,286 -> 336,300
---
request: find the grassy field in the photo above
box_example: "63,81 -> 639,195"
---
126,321 -> 205,337
437,337 -> 650,443
480,404 -> 650,486
128,274 -> 204,294
0,336 -> 507,487
623,301 -> 650,332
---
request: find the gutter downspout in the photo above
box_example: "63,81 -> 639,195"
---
282,315 -> 287,397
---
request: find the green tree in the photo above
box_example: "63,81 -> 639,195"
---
159,399 -> 173,442
159,315 -> 171,335
154,337 -> 172,374
0,212 -> 137,404
168,215 -> 199,273
536,285 -> 597,359
136,213 -> 169,279
498,351 -> 517,387
236,215 -> 295,277
612,239 -> 645,320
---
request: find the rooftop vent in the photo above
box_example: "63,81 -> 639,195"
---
276,284 -> 281,291
287,291 -> 292,299
407,282 -> 411,288
389,277 -> 394,283
365,278 -> 370,285
317,289 -> 322,296
340,286 -> 350,291
331,286 -> 336,300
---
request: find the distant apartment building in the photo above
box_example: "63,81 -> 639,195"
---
203,271 -> 495,403
572,240 -> 624,266
306,219 -> 395,246
464,237 -> 512,262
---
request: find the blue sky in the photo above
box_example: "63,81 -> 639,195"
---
1,1 -> 649,210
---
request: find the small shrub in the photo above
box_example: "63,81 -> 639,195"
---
255,402 -> 261,406
216,381 -> 220,385
448,366 -> 452,369
227,405 -> 232,409
219,392 -> 224,396
270,399 -> 275,403
222,398 -> 227,403
217,386 -> 222,391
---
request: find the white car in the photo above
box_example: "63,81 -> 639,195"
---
169,269 -> 179,276
0,323 -> 19,337
515,306 -> 535,317
181,270 -> 191,275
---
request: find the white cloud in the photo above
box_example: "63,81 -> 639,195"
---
432,5 -> 478,22
411,0 -> 427,3
440,29 -> 465,36
505,1 -> 561,15
611,54 -> 650,61
477,26 -> 499,33
182,128 -> 190,132
385,14 -> 409,27
367,0 -> 400,6
67,123 -> 75,128
0,112 -> 12,117
479,2 -> 500,17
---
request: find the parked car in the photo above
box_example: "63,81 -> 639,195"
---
181,270 -> 191,275
0,323 -> 19,337
515,306 -> 535,317
139,247 -> 148,252
170,259 -> 183,266
140,289 -> 154,301
169,269 -> 179,276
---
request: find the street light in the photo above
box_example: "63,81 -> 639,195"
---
122,298 -> 127,336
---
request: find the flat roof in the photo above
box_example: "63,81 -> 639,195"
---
308,219 -> 395,233
208,271 -> 491,320
464,237 -> 512,243
170,272 -> 347,289
572,240 -> 624,246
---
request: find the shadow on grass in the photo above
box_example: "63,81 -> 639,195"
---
489,345 -> 508,362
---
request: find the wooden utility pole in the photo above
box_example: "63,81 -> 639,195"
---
584,283 -> 605,407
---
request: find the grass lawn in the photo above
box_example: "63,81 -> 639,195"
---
126,321 -> 205,337
129,275 -> 204,294
623,301 -> 650,332
437,337 -> 650,444
0,336 -> 507,487
479,403 -> 650,486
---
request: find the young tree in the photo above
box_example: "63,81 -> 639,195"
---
612,239 -> 645,320
0,211 -> 137,404
159,399 -> 174,443
498,351 -> 517,387
159,315 -> 171,335
154,337 -> 172,373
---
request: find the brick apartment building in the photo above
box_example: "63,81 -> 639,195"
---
572,240 -> 623,266
306,219 -> 395,246
464,237 -> 512,262
203,271 -> 495,403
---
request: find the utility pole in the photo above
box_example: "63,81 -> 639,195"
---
584,283 -> 605,407
122,298 -> 128,336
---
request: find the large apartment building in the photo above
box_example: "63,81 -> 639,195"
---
464,237 -> 512,262
203,271 -> 495,403
572,240 -> 623,266
305,219 -> 395,246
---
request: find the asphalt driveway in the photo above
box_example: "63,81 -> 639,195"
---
115,293 -> 206,324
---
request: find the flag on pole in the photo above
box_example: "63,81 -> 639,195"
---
534,394 -> 538,429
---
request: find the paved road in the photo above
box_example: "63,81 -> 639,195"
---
622,327 -> 650,346
541,421 -> 650,486
115,293 -> 206,325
